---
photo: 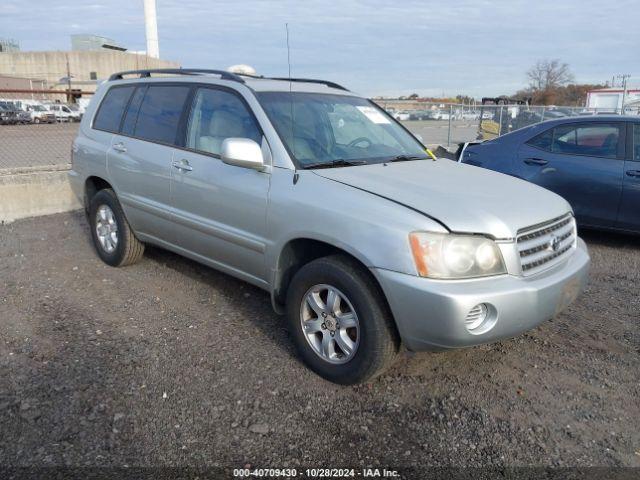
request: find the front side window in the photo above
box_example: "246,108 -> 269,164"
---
93,86 -> 134,132
134,85 -> 190,145
552,123 -> 622,159
186,88 -> 262,156
257,92 -> 427,167
633,124 -> 640,161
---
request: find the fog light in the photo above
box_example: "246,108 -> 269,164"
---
465,303 -> 488,331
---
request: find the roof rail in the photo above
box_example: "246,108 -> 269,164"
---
108,68 -> 246,84
268,77 -> 349,91
107,69 -> 349,91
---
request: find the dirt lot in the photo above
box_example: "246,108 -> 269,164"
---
0,212 -> 639,474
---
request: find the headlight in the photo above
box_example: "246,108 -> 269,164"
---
409,232 -> 506,279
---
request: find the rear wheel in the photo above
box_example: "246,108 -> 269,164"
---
286,255 -> 399,384
89,188 -> 144,267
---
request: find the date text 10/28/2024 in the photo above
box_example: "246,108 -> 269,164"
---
233,468 -> 401,478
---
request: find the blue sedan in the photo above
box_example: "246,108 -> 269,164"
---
461,115 -> 640,233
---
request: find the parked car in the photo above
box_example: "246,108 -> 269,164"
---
461,116 -> 640,233
27,104 -> 56,124
408,110 -> 430,121
431,109 -> 451,120
460,111 -> 480,121
0,104 -> 19,125
393,110 -> 411,121
68,103 -> 84,120
48,103 -> 82,122
70,68 -> 589,384
1,101 -> 31,124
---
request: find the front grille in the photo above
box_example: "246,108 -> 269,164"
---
517,214 -> 576,276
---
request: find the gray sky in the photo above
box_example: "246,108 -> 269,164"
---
1,0 -> 638,97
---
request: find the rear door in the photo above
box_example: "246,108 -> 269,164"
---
106,83 -> 190,241
617,122 -> 640,231
516,121 -> 625,227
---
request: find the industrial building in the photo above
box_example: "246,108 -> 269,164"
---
0,0 -> 174,100
70,34 -> 126,52
0,38 -> 20,53
0,50 -> 179,93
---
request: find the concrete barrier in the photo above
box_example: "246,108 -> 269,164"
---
0,164 -> 82,224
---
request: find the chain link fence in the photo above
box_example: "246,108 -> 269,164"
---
2,89 -> 638,170
376,100 -> 640,148
0,89 -> 91,170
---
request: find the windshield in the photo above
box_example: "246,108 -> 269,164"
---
33,105 -> 47,111
257,92 -> 427,168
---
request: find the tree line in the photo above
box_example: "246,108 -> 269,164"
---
514,59 -> 605,106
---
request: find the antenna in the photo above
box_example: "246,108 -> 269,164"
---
286,23 -> 292,82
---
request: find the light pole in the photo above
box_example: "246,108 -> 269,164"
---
616,74 -> 631,114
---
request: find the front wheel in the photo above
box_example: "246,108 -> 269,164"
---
286,255 -> 399,384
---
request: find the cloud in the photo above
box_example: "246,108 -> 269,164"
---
1,0 -> 639,96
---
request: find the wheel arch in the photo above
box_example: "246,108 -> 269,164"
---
271,237 -> 391,317
84,176 -> 113,211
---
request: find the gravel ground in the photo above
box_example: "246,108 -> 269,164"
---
0,212 -> 639,474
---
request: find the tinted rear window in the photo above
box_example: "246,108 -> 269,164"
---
134,85 -> 190,145
526,129 -> 553,151
93,86 -> 135,132
121,86 -> 147,136
552,123 -> 621,158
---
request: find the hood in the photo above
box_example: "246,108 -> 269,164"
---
312,160 -> 571,239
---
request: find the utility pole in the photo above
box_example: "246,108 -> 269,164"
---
616,74 -> 631,114
66,54 -> 72,104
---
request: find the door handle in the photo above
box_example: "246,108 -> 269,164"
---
524,158 -> 548,166
626,170 -> 640,178
112,142 -> 127,153
172,159 -> 193,172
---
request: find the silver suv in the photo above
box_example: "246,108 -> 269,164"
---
70,68 -> 590,384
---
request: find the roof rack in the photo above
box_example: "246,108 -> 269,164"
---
108,68 -> 245,83
107,69 -> 349,91
268,77 -> 349,91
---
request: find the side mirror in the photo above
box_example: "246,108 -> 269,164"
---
221,138 -> 264,170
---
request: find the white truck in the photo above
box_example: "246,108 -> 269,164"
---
47,103 -> 82,122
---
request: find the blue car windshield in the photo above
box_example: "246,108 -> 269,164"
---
257,92 -> 427,168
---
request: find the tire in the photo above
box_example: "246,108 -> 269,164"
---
286,255 -> 399,385
89,188 -> 144,267
34,118 -> 40,124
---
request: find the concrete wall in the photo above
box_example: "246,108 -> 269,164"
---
0,166 -> 82,223
0,51 -> 180,93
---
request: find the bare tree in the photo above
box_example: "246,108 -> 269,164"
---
527,59 -> 574,91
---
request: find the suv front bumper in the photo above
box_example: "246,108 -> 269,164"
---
373,237 -> 590,351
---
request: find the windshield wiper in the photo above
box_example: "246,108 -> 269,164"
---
301,159 -> 367,169
387,154 -> 428,162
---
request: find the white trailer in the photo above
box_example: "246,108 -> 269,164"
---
586,88 -> 640,114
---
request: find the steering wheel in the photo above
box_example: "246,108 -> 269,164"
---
348,137 -> 372,148
296,135 -> 333,159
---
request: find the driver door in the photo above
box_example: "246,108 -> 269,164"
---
170,86 -> 271,285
